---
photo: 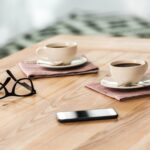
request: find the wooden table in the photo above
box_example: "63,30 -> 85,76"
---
0,35 -> 150,150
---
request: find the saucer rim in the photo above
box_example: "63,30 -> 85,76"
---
37,55 -> 88,69
100,75 -> 150,90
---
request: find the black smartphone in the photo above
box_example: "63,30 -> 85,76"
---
56,108 -> 118,123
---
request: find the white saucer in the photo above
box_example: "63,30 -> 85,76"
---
100,75 -> 150,90
37,55 -> 88,69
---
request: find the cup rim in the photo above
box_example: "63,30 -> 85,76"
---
46,41 -> 77,49
109,59 -> 147,68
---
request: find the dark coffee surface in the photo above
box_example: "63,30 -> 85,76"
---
47,45 -> 67,48
114,63 -> 140,67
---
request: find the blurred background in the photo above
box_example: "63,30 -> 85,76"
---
0,0 -> 150,58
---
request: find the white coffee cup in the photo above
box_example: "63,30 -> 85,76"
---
36,42 -> 77,65
109,59 -> 148,86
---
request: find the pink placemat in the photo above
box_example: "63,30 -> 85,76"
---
18,61 -> 99,78
85,82 -> 150,100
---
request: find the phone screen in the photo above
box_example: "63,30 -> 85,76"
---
56,108 -> 118,122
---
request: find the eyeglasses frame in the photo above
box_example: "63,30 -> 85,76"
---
0,70 -> 36,99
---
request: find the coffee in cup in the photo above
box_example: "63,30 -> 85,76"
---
36,42 -> 77,65
109,59 -> 148,86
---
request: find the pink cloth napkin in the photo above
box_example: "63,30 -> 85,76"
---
18,61 -> 99,78
85,82 -> 150,100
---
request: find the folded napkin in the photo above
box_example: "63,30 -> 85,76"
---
18,61 -> 99,78
85,82 -> 150,100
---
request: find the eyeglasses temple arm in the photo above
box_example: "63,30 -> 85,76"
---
6,70 -> 17,81
6,70 -> 33,91
19,82 -> 32,91
0,77 -> 11,90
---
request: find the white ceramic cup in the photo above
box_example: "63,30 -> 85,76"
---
109,59 -> 148,86
36,42 -> 77,65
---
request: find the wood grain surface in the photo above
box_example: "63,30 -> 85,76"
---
0,35 -> 150,150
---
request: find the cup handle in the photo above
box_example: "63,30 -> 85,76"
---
144,61 -> 148,71
36,47 -> 49,60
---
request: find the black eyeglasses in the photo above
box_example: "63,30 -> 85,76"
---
0,70 -> 36,99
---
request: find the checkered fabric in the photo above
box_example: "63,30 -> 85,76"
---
1,13 -> 150,58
